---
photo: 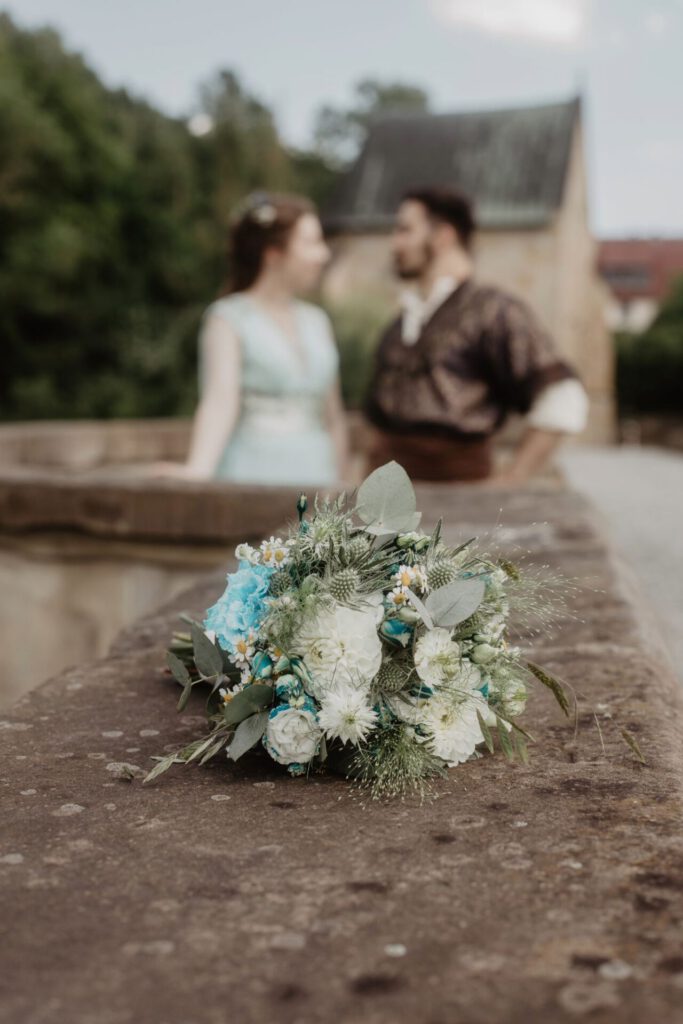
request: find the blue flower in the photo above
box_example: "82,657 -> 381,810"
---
380,617 -> 414,647
204,561 -> 274,653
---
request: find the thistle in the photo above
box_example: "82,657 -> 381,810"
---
328,567 -> 361,603
426,556 -> 458,590
373,660 -> 411,694
269,571 -> 292,597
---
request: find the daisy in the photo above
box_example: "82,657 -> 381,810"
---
235,542 -> 260,565
393,563 -> 427,593
228,630 -> 256,667
260,537 -> 292,568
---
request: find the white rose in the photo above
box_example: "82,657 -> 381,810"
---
264,706 -> 321,765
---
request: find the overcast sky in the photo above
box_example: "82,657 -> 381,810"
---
6,0 -> 683,236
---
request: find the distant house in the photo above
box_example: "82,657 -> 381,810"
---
322,96 -> 613,443
598,238 -> 683,333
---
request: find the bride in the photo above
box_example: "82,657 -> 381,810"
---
164,191 -> 349,485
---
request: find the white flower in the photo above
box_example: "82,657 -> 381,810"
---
294,601 -> 383,700
420,692 -> 486,766
264,705 -> 321,765
204,628 -> 217,644
318,685 -> 378,745
386,587 -> 410,610
235,542 -> 260,565
453,659 -> 483,692
228,630 -> 256,666
259,536 -> 291,568
414,628 -> 461,686
393,563 -> 427,593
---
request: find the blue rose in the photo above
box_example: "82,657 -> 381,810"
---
204,562 -> 274,653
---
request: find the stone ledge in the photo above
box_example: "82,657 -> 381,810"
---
1,486 -> 682,1024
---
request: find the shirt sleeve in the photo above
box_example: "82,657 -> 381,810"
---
485,294 -> 579,416
526,378 -> 589,434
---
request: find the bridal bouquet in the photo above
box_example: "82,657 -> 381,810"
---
147,462 -> 572,797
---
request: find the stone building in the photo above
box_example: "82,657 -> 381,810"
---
322,96 -> 614,442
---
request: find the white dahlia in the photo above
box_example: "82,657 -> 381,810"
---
420,692 -> 486,767
294,599 -> 383,700
318,685 -> 378,745
414,628 -> 461,686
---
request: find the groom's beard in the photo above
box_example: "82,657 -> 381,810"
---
393,241 -> 435,280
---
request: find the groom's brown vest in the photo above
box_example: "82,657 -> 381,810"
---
364,279 -> 577,481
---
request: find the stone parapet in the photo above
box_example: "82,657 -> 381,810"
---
1,486 -> 681,1022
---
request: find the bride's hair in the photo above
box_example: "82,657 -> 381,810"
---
224,191 -> 316,293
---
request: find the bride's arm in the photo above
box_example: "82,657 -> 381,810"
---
158,315 -> 241,480
325,376 -> 352,484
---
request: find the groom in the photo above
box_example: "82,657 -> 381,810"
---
364,186 -> 588,484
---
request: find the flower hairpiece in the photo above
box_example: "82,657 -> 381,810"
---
232,192 -> 277,227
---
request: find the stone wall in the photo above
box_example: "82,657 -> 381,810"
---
1,484 -> 681,1023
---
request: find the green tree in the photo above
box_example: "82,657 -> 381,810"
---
0,14 -> 338,420
616,275 -> 683,414
313,78 -> 431,168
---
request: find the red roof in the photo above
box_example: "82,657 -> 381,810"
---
598,239 -> 683,302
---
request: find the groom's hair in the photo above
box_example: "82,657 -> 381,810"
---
402,186 -> 476,250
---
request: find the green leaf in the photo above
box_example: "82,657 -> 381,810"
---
199,736 -> 230,766
176,682 -> 194,713
143,754 -> 180,784
620,728 -> 646,765
496,716 -> 514,761
355,461 -> 422,535
185,734 -> 222,764
166,650 -> 191,687
526,661 -> 570,717
191,624 -> 224,679
425,578 -> 486,628
221,684 -> 274,726
227,712 -> 269,761
405,588 -> 435,629
179,613 -> 204,629
476,709 -> 495,754
513,730 -> 530,765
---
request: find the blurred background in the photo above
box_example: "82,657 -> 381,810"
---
1,0 -> 682,702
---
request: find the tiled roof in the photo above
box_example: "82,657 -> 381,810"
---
324,97 -> 580,232
598,239 -> 683,301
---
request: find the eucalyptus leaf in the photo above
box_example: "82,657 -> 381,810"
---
191,624 -> 224,679
166,650 -> 191,687
355,461 -> 422,535
425,578 -> 486,628
405,588 -> 435,629
222,684 -> 274,726
227,712 -> 268,761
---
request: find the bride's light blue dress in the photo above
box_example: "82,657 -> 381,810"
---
200,293 -> 339,485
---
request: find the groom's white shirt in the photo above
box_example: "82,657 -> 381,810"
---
399,276 -> 588,435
